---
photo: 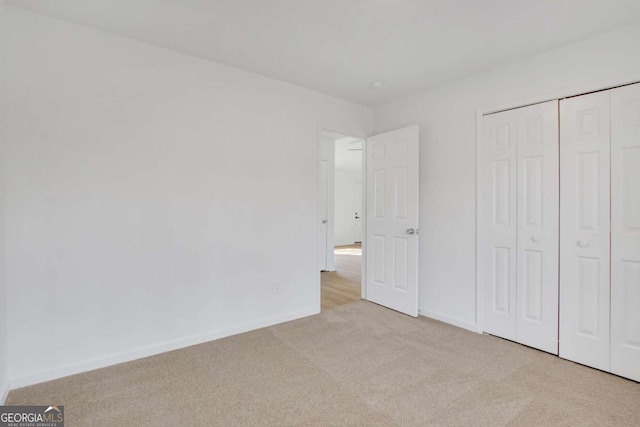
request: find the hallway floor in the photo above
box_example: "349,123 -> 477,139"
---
321,244 -> 361,310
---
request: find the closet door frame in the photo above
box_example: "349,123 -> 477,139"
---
476,72 -> 640,335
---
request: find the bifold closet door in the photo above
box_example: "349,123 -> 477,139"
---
482,101 -> 559,353
610,83 -> 640,382
559,91 -> 611,372
515,101 -> 559,354
482,110 -> 518,341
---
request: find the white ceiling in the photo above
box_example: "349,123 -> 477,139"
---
6,0 -> 640,106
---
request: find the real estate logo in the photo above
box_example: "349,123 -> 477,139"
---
0,406 -> 64,427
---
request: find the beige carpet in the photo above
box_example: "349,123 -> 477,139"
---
6,301 -> 640,426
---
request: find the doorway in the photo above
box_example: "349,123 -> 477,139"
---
319,130 -> 364,310
318,125 -> 420,316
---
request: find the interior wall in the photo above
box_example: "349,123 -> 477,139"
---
3,6 -> 372,387
334,169 -> 361,247
0,0 -> 9,405
374,22 -> 640,330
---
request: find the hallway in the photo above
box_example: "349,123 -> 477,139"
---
321,244 -> 362,310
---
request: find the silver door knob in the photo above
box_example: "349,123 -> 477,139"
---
322,219 -> 328,224
577,240 -> 588,248
406,228 -> 415,235
531,236 -> 540,243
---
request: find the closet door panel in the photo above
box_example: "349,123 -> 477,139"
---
611,83 -> 640,382
559,92 -> 611,372
516,101 -> 559,354
482,110 -> 518,340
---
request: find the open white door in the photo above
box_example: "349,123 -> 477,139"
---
365,125 -> 419,317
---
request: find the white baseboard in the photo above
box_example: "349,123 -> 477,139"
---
419,308 -> 478,333
0,378 -> 9,405
10,307 -> 318,390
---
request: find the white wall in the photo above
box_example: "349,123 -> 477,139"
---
334,169 -> 361,247
3,7 -> 372,387
374,22 -> 640,331
0,0 -> 9,405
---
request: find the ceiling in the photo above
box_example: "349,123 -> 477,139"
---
6,0 -> 640,106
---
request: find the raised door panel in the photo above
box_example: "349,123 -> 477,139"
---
482,110 -> 517,340
516,100 -> 559,354
610,83 -> 640,382
559,92 -> 611,372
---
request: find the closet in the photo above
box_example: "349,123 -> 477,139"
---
560,83 -> 640,382
482,100 -> 559,355
481,82 -> 640,382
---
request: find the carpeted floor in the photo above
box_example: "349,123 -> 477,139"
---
6,301 -> 640,426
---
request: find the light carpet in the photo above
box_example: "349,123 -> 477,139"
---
6,301 -> 640,426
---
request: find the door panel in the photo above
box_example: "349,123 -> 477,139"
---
559,91 -> 611,372
482,110 -> 518,339
493,246 -> 513,313
516,101 -> 559,354
611,83 -> 640,382
366,125 -> 419,316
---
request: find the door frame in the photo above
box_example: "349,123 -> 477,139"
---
317,126 -> 367,312
475,71 -> 640,334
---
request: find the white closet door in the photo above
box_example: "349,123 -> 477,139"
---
516,101 -> 559,354
559,92 -> 611,372
482,110 -> 518,340
611,83 -> 640,382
